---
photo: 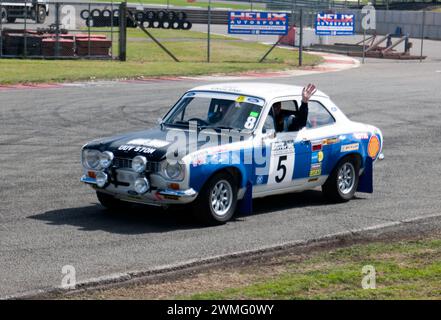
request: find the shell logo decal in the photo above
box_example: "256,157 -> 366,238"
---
368,135 -> 380,159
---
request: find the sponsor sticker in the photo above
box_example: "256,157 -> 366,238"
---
323,137 -> 339,145
256,175 -> 264,185
309,163 -> 322,177
341,143 -> 359,152
311,151 -> 324,164
249,111 -> 260,117
368,135 -> 380,159
235,95 -> 246,103
118,145 -> 156,154
272,140 -> 295,156
247,97 -> 261,104
127,139 -> 169,148
353,132 -> 369,140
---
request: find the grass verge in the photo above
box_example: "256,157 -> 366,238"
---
0,29 -> 321,84
68,231 -> 441,300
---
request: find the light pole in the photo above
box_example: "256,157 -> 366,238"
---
207,0 -> 211,62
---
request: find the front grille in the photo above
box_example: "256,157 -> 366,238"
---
114,157 -> 132,169
113,157 -> 160,172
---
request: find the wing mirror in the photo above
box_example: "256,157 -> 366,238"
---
262,128 -> 276,140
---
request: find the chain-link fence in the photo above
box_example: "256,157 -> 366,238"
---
0,1 -> 121,59
1,1 -> 438,62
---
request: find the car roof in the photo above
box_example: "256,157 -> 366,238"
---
189,82 -> 329,101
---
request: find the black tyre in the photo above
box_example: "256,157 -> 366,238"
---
166,11 -> 176,22
322,156 -> 360,202
145,10 -> 155,21
91,9 -> 101,18
171,21 -> 180,29
157,10 -> 166,22
192,172 -> 238,225
179,21 -> 192,30
7,17 -> 16,23
142,20 -> 151,28
151,20 -> 161,28
176,11 -> 186,22
161,20 -> 171,29
102,9 -> 111,18
80,9 -> 90,20
36,5 -> 46,23
96,191 -> 128,211
135,10 -> 145,22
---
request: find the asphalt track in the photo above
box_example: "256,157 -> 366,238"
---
1,44 -> 441,297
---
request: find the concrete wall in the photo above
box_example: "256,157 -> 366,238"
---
346,9 -> 441,40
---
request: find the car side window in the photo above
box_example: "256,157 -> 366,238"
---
267,100 -> 299,133
262,113 -> 275,132
306,101 -> 335,129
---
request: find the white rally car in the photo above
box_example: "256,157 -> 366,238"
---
81,83 -> 383,224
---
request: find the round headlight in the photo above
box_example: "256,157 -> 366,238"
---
134,178 -> 150,194
99,151 -> 114,169
165,162 -> 183,180
132,156 -> 147,173
96,171 -> 108,188
83,149 -> 101,170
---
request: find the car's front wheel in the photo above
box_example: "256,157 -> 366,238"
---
322,156 -> 359,202
96,191 -> 128,211
192,172 -> 238,225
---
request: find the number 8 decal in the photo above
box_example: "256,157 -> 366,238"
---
244,116 -> 257,129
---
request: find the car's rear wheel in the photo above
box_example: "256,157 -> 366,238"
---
96,191 -> 128,211
322,156 -> 359,202
192,172 -> 238,225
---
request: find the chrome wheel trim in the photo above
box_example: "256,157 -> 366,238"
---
338,162 -> 355,195
210,180 -> 233,217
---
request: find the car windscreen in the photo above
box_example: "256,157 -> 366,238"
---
163,92 -> 265,132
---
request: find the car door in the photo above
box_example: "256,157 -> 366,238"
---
295,99 -> 339,186
254,99 -> 308,195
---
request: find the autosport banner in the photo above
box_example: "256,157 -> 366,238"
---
228,11 -> 289,35
315,13 -> 355,36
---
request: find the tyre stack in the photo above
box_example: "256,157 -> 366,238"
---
135,10 -> 192,30
81,8 -> 120,27
79,8 -> 192,30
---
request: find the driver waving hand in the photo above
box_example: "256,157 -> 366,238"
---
273,83 -> 317,132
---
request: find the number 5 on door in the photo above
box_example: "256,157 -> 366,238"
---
267,140 -> 295,186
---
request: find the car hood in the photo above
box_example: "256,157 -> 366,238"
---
83,126 -> 249,162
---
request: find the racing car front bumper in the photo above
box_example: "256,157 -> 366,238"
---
81,175 -> 198,206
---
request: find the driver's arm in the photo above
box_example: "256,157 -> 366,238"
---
288,101 -> 308,131
288,84 -> 317,132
